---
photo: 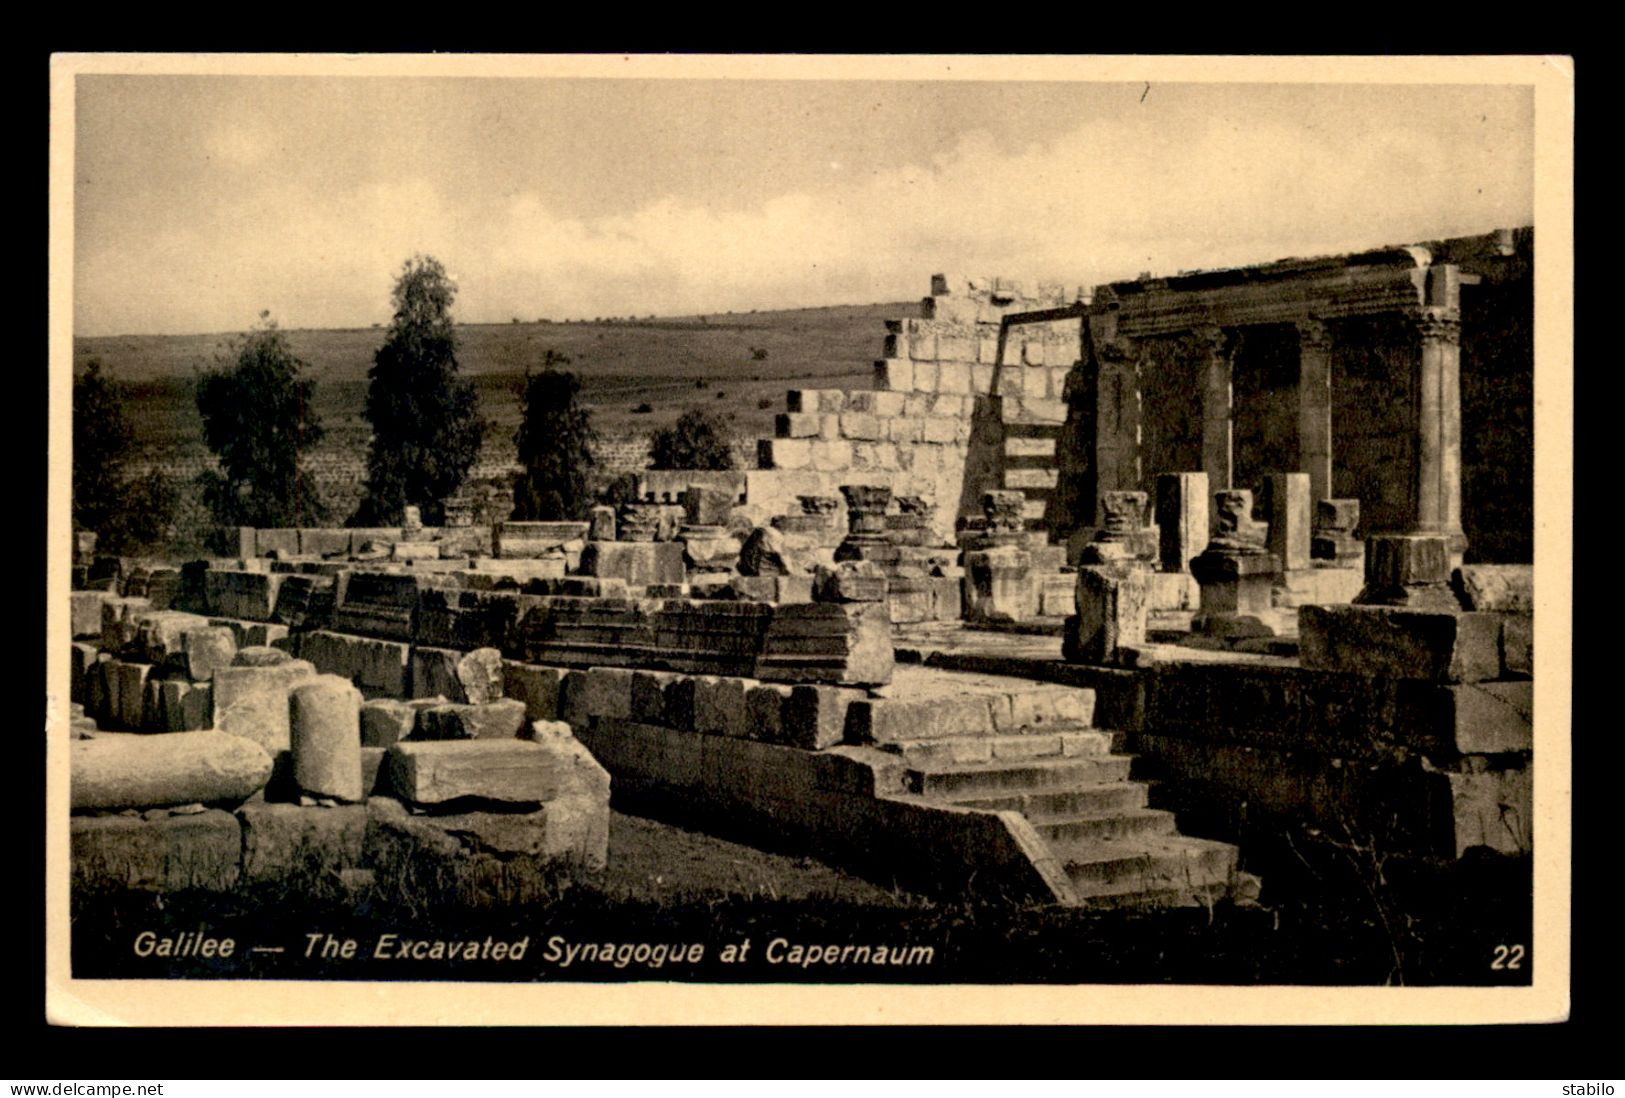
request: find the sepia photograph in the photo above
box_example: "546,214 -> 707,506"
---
45,53 -> 1573,1026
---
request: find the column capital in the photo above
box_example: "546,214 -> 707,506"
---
1295,316 -> 1333,352
1191,324 -> 1235,358
1414,307 -> 1461,345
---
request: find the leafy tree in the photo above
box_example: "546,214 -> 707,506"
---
194,312 -> 328,529
648,408 -> 736,471
510,350 -> 598,521
73,360 -> 177,553
353,255 -> 485,526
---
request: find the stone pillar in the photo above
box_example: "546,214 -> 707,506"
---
1296,318 -> 1334,504
1413,283 -> 1465,558
1196,325 -> 1236,504
1189,489 -> 1281,637
1065,564 -> 1149,666
835,485 -> 899,565
1154,472 -> 1209,573
1264,472 -> 1312,572
1094,336 -> 1142,508
588,505 -> 618,541
290,674 -> 364,803
1355,533 -> 1458,611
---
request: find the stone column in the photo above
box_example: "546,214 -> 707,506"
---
835,485 -> 899,565
1296,318 -> 1334,503
1196,325 -> 1236,501
1154,472 -> 1209,573
1093,336 -> 1142,510
1264,472 -> 1312,572
1414,300 -> 1465,557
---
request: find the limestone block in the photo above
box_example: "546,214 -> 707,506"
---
205,570 -> 285,621
787,389 -> 847,414
964,547 -> 1037,623
911,360 -> 938,392
887,416 -> 925,444
1265,473 -> 1313,572
757,601 -> 894,687
300,631 -> 411,699
1357,535 -> 1456,609
1442,765 -> 1532,858
235,645 -> 291,667
577,541 -> 685,586
760,437 -> 811,470
211,659 -> 319,751
236,801 -> 367,884
179,626 -> 237,682
503,661 -> 565,722
1453,565 -> 1533,613
921,417 -> 958,444
410,645 -> 505,705
100,596 -> 151,651
746,683 -> 794,742
818,413 -> 841,440
847,695 -> 996,744
812,563 -> 888,603
493,521 -> 591,560
115,661 -> 154,731
780,684 -> 863,750
693,676 -> 752,738
810,439 -> 854,471
1066,566 -> 1150,666
361,698 -> 419,747
874,358 -> 913,391
70,642 -> 98,704
630,669 -> 679,725
738,526 -> 795,576
1298,605 -> 1504,682
776,412 -> 820,438
936,361 -> 971,394
560,667 -> 634,727
414,698 -> 529,741
386,737 -> 609,807
1154,472 -> 1209,573
71,591 -> 115,639
273,575 -> 337,629
928,393 -> 968,417
72,729 -> 274,811
157,680 -> 213,732
71,810 -> 242,894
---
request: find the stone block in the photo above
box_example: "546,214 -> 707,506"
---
847,695 -> 995,744
72,729 -> 274,811
577,541 -> 685,586
787,389 -> 847,414
503,661 -> 564,722
1299,605 -> 1504,682
780,684 -> 863,750
329,571 -> 420,641
70,642 -> 98,705
1264,473 -> 1313,572
235,645 -> 291,667
776,412 -> 820,439
874,358 -> 913,392
115,661 -> 154,731
630,669 -> 679,725
887,576 -> 934,624
130,610 -> 212,664
71,591 -> 114,639
211,659 -> 319,751
493,521 -> 591,560
1453,565 -> 1533,613
361,698 -> 419,747
205,570 -> 285,621
409,645 -> 505,705
810,439 -> 854,471
757,601 -> 893,687
1501,614 -> 1533,677
237,801 -> 368,884
290,675 -> 364,803
1149,570 -> 1199,611
1357,534 -> 1456,608
964,547 -> 1036,623
297,528 -> 353,558
299,630 -> 411,699
100,596 -> 151,651
759,437 -> 811,470
1154,472 -> 1209,573
71,810 -> 242,894
273,575 -> 337,629
414,698 -> 529,741
693,676 -> 752,738
179,626 -> 238,682
560,667 -> 635,727
386,737 -> 609,807
922,417 -> 959,444
1066,565 -> 1150,666
745,683 -> 794,743
157,680 -> 213,732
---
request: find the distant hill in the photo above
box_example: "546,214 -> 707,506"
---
73,301 -> 923,456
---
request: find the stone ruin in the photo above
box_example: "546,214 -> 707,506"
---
65,228 -> 1536,911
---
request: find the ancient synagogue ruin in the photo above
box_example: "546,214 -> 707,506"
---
66,228 -> 1535,911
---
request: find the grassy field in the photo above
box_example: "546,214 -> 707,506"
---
74,302 -> 920,457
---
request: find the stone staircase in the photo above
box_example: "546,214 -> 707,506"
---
868,669 -> 1257,908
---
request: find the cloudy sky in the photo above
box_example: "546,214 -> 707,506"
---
71,68 -> 1534,337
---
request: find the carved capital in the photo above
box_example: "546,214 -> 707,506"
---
1414,307 -> 1461,346
1295,317 -> 1333,353
1191,324 -> 1235,359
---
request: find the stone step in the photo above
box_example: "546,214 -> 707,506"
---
1004,436 -> 1057,459
1003,468 -> 1060,490
881,729 -> 1111,767
1028,807 -> 1178,844
906,754 -> 1133,797
1057,835 -> 1239,897
947,780 -> 1150,816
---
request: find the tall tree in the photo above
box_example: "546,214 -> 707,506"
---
74,359 -> 178,553
353,255 -> 484,526
195,312 -> 328,529
511,350 -> 598,521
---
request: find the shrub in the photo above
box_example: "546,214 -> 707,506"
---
648,408 -> 736,471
